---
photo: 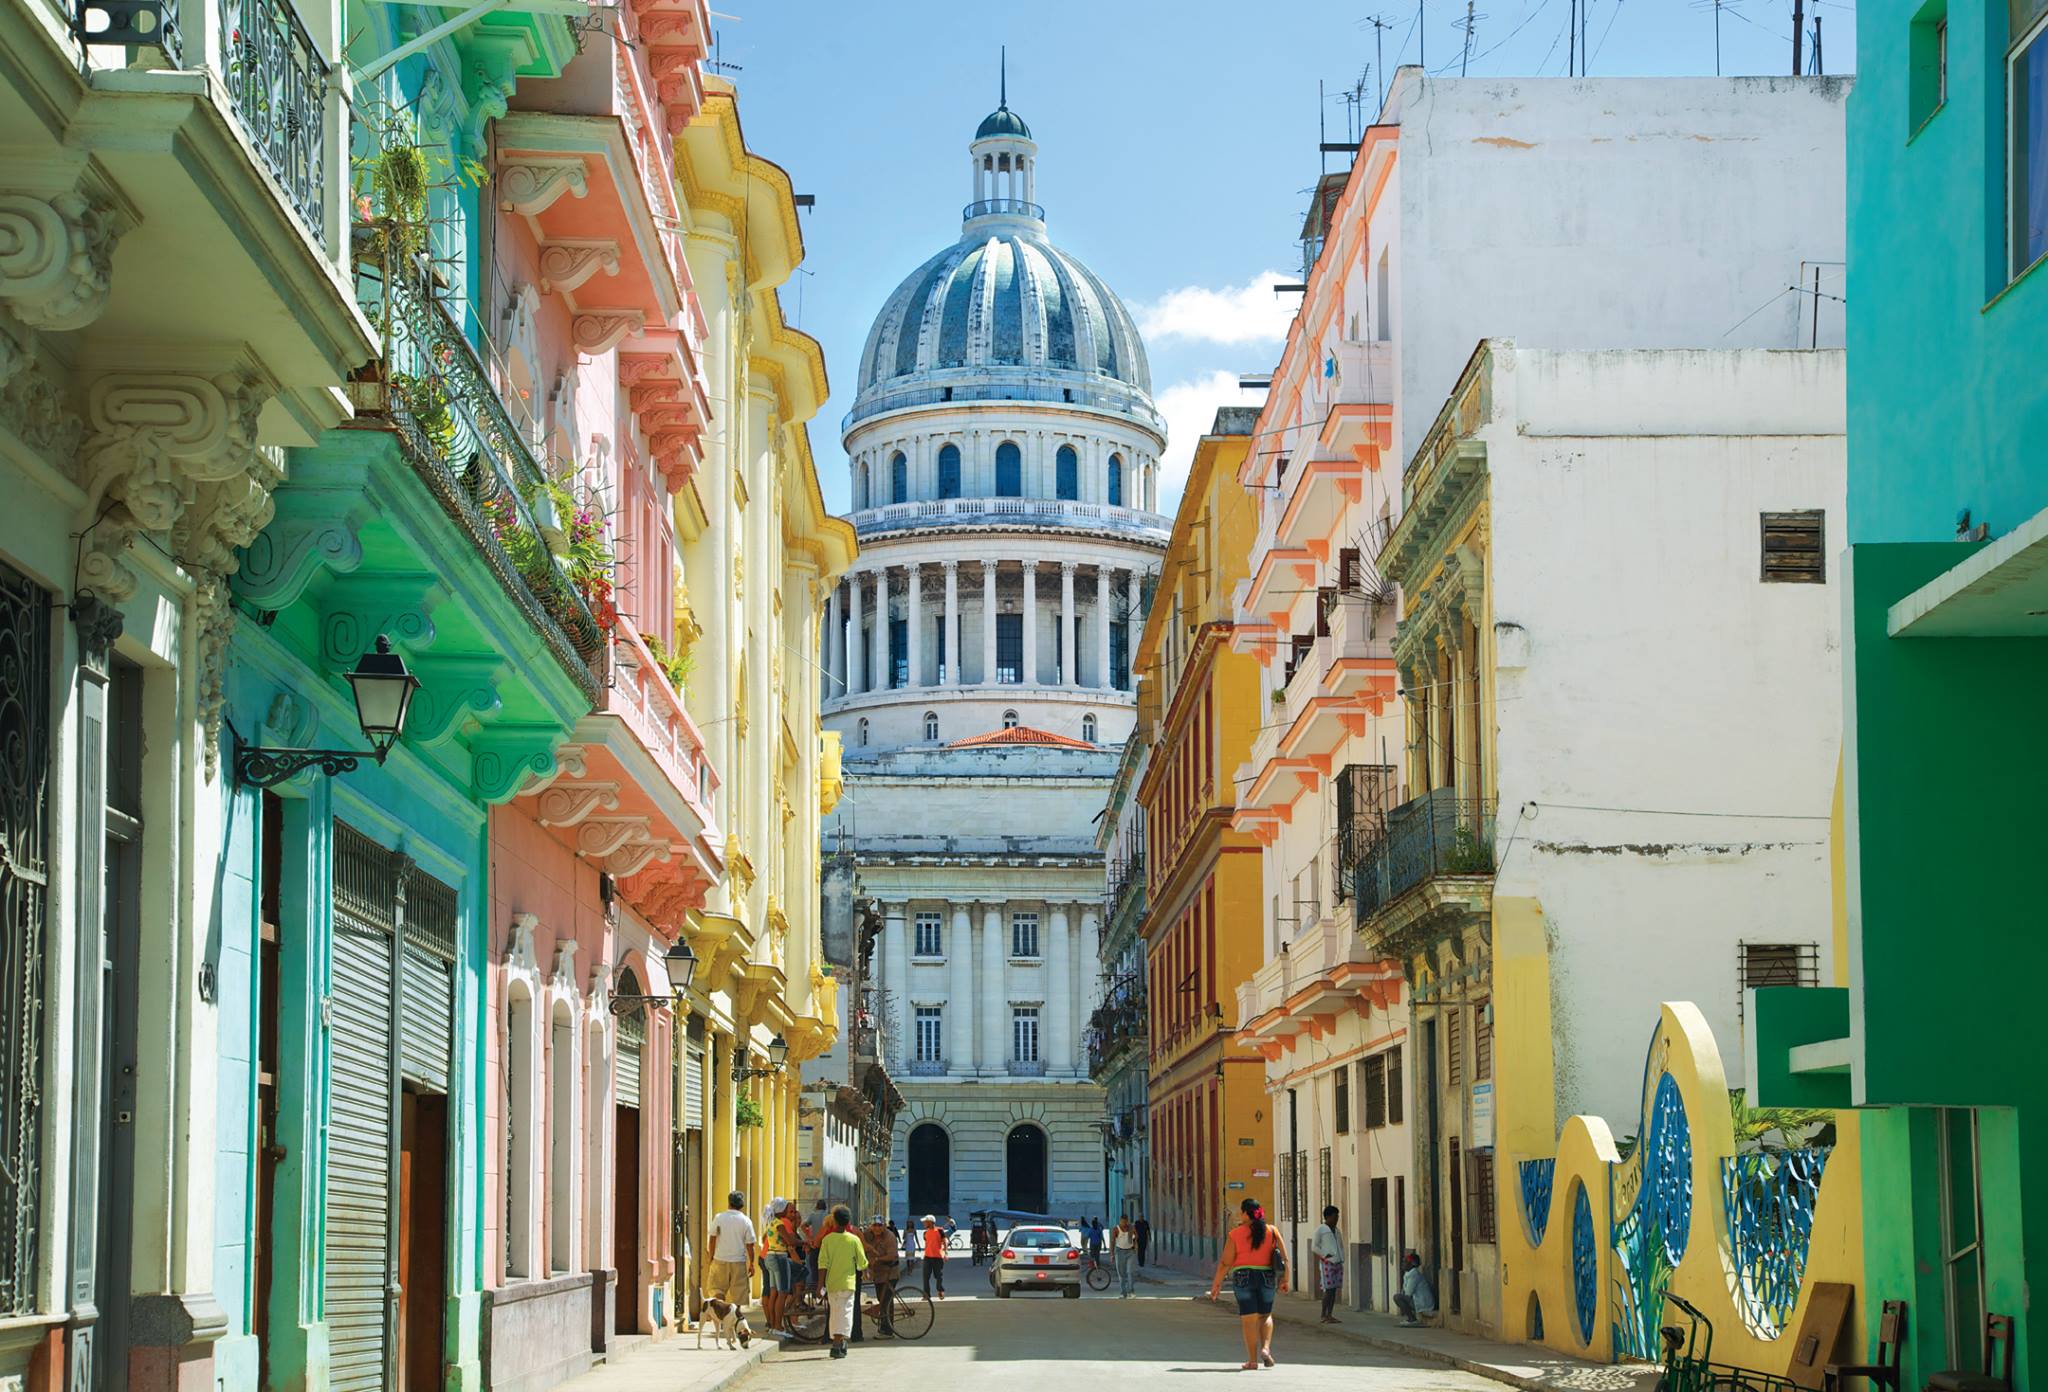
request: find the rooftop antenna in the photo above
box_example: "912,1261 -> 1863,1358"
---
1689,0 -> 1730,75
1367,16 -> 1393,109
707,26 -> 741,73
1811,13 -> 1823,72
1457,0 -> 1487,73
1792,0 -> 1805,73
1000,44 -> 1007,107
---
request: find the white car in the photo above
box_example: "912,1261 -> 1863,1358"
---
988,1225 -> 1083,1298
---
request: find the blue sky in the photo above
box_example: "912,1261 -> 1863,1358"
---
718,0 -> 1857,516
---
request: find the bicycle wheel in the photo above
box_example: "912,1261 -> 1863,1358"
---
1086,1263 -> 1112,1291
788,1292 -> 830,1344
889,1287 -> 936,1340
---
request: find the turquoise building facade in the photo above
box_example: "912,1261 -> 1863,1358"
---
1754,3 -> 2046,1389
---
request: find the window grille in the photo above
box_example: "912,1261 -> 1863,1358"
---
1011,912 -> 1040,959
1467,1147 -> 1497,1244
1363,1053 -> 1387,1129
1319,1147 -> 1333,1216
1369,1177 -> 1390,1253
1737,941 -> 1820,1019
1387,1045 -> 1404,1125
1760,510 -> 1826,583
1334,1069 -> 1351,1134
914,912 -> 943,958
1474,1000 -> 1493,1081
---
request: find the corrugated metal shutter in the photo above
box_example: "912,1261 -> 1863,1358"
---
326,821 -> 394,1392
682,1041 -> 704,1128
616,1008 -> 644,1111
398,866 -> 457,1091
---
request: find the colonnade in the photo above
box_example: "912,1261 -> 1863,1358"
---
874,898 -> 1101,1080
823,558 -> 1144,697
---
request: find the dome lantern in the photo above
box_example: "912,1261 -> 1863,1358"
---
966,48 -> 1042,233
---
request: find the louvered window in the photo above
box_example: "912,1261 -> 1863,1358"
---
1761,510 -> 1826,583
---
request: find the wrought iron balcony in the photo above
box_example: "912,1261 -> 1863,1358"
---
1351,789 -> 1497,921
906,1057 -> 947,1077
354,250 -> 606,689
963,197 -> 1044,221
220,0 -> 330,245
1010,1058 -> 1048,1077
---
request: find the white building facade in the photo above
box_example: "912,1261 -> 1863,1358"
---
820,97 -> 1166,1224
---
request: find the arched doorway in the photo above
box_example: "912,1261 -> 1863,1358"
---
1006,1124 -> 1048,1216
907,1123 -> 950,1218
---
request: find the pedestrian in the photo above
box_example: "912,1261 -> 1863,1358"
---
1111,1214 -> 1138,1297
759,1197 -> 795,1333
920,1213 -> 947,1296
808,1200 -> 831,1293
1312,1205 -> 1345,1323
817,1205 -> 869,1359
970,1217 -> 987,1267
705,1190 -> 757,1312
1086,1216 -> 1104,1272
1134,1213 -> 1151,1267
862,1214 -> 902,1338
1206,1197 -> 1288,1370
1394,1251 -> 1437,1328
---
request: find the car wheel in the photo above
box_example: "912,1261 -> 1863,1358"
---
1063,1285 -> 1081,1299
996,1283 -> 1011,1298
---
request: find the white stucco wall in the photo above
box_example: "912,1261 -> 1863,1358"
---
1481,344 -> 1845,1130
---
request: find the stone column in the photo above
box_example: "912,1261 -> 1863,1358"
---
980,903 -> 1006,1074
880,567 -> 898,688
942,561 -> 960,685
847,571 -> 866,695
1022,560 -> 1038,687
906,562 -> 924,688
825,583 -> 844,699
948,905 -> 974,1074
1079,908 -> 1102,1073
1096,566 -> 1113,690
981,559 -> 998,686
882,901 -> 909,1070
1046,903 -> 1072,1076
1059,561 -> 1077,686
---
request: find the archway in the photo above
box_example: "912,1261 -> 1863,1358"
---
907,1122 -> 950,1218
1006,1124 -> 1048,1216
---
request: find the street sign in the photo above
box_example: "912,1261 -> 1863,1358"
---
1226,1181 -> 1245,1190
1471,1081 -> 1495,1150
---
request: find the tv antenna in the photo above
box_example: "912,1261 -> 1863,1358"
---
1456,0 -> 1488,73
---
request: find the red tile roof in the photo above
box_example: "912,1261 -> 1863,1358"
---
946,725 -> 1096,750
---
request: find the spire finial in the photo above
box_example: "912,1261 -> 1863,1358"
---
1000,46 -> 1007,108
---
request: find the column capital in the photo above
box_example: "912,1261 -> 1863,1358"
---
940,558 -> 959,574
1059,559 -> 1078,576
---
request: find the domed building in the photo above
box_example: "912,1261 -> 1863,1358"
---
812,94 -> 1167,1227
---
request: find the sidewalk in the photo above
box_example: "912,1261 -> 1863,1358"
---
548,1325 -> 776,1392
1140,1265 -> 1659,1392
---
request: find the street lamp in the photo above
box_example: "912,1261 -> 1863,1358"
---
235,636 -> 422,787
608,941 -> 699,1018
732,1033 -> 789,1082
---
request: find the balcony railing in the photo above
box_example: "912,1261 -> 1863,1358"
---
1010,1058 -> 1048,1077
906,1057 -> 947,1077
221,0 -> 330,245
1352,789 -> 1496,920
848,497 -> 1167,541
357,249 -> 605,692
609,627 -> 707,806
963,198 -> 1044,221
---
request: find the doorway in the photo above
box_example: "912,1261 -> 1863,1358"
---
1005,1125 -> 1047,1215
907,1123 -> 950,1217
397,1090 -> 448,1390
95,655 -> 143,1391
615,1106 -> 641,1334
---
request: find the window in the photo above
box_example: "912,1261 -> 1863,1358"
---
1911,3 -> 1949,130
938,443 -> 962,499
857,718 -> 869,747
506,986 -> 536,1278
1334,1068 -> 1351,1134
1363,1053 -> 1387,1129
1474,999 -> 1493,1081
549,1007 -> 576,1272
889,616 -> 908,687
891,451 -> 908,503
1107,454 -> 1123,506
996,614 -> 1023,683
1446,1006 -> 1464,1086
1011,911 -> 1040,959
1012,1006 -> 1040,1063
1081,714 -> 1097,744
914,911 -> 943,958
2013,2 -> 2048,276
1761,510 -> 1826,583
1056,444 -> 1079,499
1386,1044 -> 1404,1125
1937,1107 -> 1985,1367
995,440 -> 1022,496
1375,250 -> 1391,341
1369,1177 -> 1390,1253
915,1006 -> 944,1064
1110,616 -> 1130,689
1738,941 -> 1821,1019
1467,1148 -> 1497,1244
933,614 -> 949,683
856,463 -> 869,509
1002,708 -> 1019,729
1319,1146 -> 1333,1216
923,711 -> 940,742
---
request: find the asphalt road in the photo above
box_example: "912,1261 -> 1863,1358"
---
741,1282 -> 1510,1390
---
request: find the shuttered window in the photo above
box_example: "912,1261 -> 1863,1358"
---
616,1005 -> 645,1110
1386,1045 -> 1404,1125
1760,510 -> 1826,583
1446,1007 -> 1464,1087
1467,1148 -> 1498,1244
1363,1054 -> 1387,1129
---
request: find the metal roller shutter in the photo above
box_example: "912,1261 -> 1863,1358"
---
326,821 -> 395,1392
398,867 -> 457,1091
616,1008 -> 644,1111
683,1041 -> 704,1129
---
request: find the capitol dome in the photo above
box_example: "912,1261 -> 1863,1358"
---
846,103 -> 1160,434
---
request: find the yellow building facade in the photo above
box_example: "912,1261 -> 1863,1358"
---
1134,411 -> 1270,1267
671,78 -> 855,1314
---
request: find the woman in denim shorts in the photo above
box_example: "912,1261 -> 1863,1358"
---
1206,1197 -> 1290,1369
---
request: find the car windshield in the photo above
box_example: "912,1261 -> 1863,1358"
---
1006,1229 -> 1071,1249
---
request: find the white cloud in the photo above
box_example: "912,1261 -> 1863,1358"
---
1136,270 -> 1299,346
1154,370 -> 1268,515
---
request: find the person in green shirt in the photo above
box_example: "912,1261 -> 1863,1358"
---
815,1205 -> 869,1359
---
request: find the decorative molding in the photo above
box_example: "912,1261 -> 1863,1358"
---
536,780 -> 621,828
571,310 -> 646,356
518,742 -> 586,797
604,836 -> 670,878
317,577 -> 438,669
0,191 -> 119,332
405,654 -> 505,745
550,939 -> 580,994
473,728 -> 561,804
0,331 -> 83,464
507,912 -> 540,971
576,815 -> 650,860
538,239 -> 622,296
70,595 -> 123,676
497,158 -> 589,217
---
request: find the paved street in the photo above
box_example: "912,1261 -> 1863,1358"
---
737,1286 -> 1512,1391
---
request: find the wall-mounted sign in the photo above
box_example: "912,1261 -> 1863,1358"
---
1252,1169 -> 1270,1178
1237,1137 -> 1255,1146
1226,1181 -> 1246,1190
1470,1081 -> 1495,1150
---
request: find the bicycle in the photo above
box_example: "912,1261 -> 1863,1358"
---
786,1281 -> 936,1343
1084,1256 -> 1112,1291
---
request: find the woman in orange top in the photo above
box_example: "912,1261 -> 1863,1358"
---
920,1215 -> 948,1297
1207,1197 -> 1289,1369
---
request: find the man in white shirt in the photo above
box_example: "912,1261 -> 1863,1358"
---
706,1189 -> 758,1308
1311,1206 -> 1345,1323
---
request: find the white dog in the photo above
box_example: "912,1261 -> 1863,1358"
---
696,1296 -> 753,1350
